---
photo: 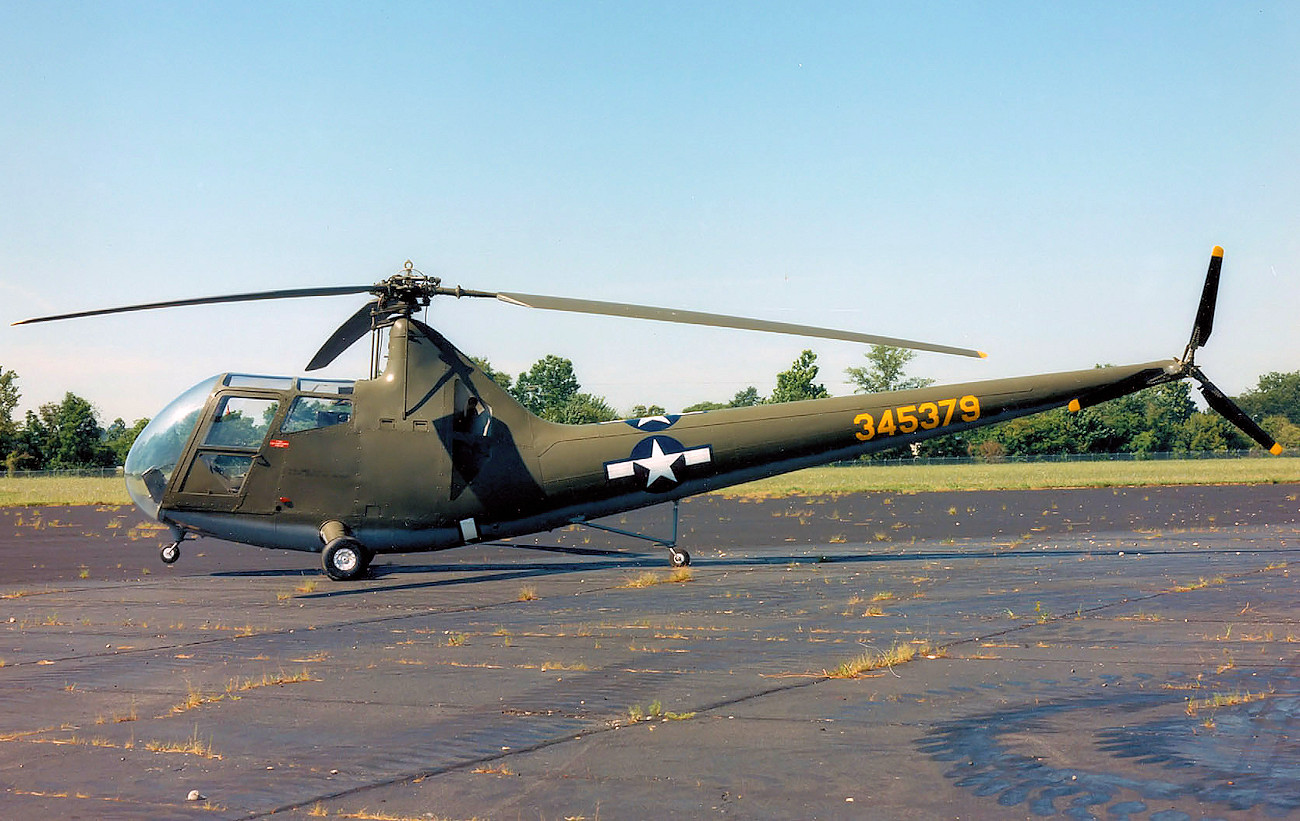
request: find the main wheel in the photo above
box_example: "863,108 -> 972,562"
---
669,549 -> 691,568
322,537 -> 369,581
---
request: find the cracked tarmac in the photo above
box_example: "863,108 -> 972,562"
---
1,484 -> 1299,819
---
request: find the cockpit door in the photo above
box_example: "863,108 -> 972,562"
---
173,393 -> 284,514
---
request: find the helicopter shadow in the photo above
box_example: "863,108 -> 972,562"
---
218,539 -> 1300,599
291,542 -> 666,598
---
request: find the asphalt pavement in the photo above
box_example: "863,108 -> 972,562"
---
1,484 -> 1298,819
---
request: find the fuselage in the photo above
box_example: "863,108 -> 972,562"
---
125,317 -> 1182,556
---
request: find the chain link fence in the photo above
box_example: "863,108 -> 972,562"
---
839,449 -> 1292,467
4,467 -> 124,479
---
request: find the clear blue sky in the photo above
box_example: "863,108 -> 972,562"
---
3,2 -> 1298,422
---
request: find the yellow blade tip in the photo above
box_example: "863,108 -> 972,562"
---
1212,245 -> 1224,257
1067,399 -> 1082,413
978,351 -> 988,359
1270,443 -> 1284,456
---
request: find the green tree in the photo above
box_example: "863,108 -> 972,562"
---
729,386 -> 762,407
556,394 -> 619,425
471,357 -> 513,392
103,417 -> 150,465
682,400 -> 727,413
1261,415 -> 1300,450
37,393 -> 111,468
1136,382 -> 1197,454
0,367 -> 18,464
983,408 -> 1076,456
512,355 -> 581,417
1237,371 -> 1300,425
628,404 -> 667,419
1184,410 -> 1248,452
768,350 -> 830,404
846,345 -> 935,394
680,386 -> 762,414
510,355 -> 617,424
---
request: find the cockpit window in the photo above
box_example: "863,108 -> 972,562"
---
204,396 -> 281,449
282,397 -> 353,433
125,375 -> 222,519
297,379 -> 355,396
224,374 -> 294,390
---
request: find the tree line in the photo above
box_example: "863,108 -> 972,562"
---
476,347 -> 1299,459
0,368 -> 148,472
2,351 -> 1295,471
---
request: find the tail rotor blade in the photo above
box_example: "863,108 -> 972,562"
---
1185,246 -> 1224,355
1194,369 -> 1283,455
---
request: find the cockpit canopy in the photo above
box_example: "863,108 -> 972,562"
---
124,374 -> 354,520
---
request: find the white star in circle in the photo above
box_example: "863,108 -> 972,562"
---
635,439 -> 684,487
636,415 -> 674,428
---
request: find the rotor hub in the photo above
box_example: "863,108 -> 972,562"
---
370,268 -> 441,316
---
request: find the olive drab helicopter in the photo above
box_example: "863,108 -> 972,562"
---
15,247 -> 1281,580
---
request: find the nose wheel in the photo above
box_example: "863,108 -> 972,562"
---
160,542 -> 181,564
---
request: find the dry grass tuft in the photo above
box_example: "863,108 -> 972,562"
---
1173,576 -> 1227,593
620,568 -> 694,588
143,727 -> 220,759
627,699 -> 695,722
1186,690 -> 1272,716
826,640 -> 944,678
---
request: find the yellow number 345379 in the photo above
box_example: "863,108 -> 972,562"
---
853,395 -> 981,442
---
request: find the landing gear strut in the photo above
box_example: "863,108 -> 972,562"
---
570,501 -> 690,568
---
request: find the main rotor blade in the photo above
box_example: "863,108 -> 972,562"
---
1194,369 -> 1283,455
495,292 -> 986,359
306,300 -> 388,372
12,285 -> 376,326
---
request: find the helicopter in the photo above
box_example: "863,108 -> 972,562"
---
15,247 -> 1280,580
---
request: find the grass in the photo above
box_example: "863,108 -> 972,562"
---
620,568 -> 695,588
1185,690 -> 1272,715
143,727 -> 220,759
627,699 -> 696,722
719,457 -> 1300,496
826,639 -> 944,678
167,668 -> 315,715
0,477 -> 130,507
1173,576 -> 1227,593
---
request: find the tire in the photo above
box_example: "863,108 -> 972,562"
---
669,549 -> 691,568
160,543 -> 180,564
322,537 -> 369,581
